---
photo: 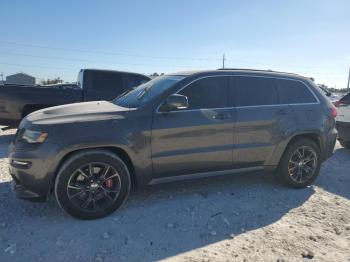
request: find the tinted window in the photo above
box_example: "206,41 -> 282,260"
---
91,71 -> 124,92
234,76 -> 277,106
126,74 -> 149,89
179,77 -> 229,110
114,75 -> 185,108
276,79 -> 317,104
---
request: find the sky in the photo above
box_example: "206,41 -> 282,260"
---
0,0 -> 349,88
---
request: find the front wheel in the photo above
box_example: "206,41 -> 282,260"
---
54,150 -> 131,219
278,138 -> 321,188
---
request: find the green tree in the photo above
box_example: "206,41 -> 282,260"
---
40,77 -> 63,85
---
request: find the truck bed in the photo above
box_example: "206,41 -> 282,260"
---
0,84 -> 82,126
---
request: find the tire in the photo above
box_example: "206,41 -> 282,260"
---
339,140 -> 350,149
54,150 -> 131,219
278,138 -> 321,188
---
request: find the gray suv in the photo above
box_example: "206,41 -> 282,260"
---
9,69 -> 338,219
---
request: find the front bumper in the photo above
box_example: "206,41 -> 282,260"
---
10,177 -> 46,201
9,140 -> 62,201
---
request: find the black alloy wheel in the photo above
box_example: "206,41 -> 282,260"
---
55,150 -> 131,219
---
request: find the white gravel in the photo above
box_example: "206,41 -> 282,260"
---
0,128 -> 349,262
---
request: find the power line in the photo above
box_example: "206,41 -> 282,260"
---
0,40 -> 341,70
0,50 -> 207,69
0,40 -> 221,62
0,62 -> 78,71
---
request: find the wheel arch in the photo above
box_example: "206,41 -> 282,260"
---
286,132 -> 322,151
265,132 -> 322,168
50,146 -> 138,194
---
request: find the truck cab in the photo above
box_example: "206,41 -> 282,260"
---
78,69 -> 150,101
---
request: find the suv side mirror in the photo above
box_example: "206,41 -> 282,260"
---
160,94 -> 189,112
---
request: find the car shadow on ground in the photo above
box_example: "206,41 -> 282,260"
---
0,171 -> 315,261
315,147 -> 350,200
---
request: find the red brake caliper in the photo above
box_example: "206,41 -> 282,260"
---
106,179 -> 113,188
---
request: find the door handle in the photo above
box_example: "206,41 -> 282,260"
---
213,113 -> 231,120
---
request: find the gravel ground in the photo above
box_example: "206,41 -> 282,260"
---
0,128 -> 349,262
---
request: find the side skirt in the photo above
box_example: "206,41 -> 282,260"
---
148,166 -> 264,185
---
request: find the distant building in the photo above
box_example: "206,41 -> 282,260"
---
6,73 -> 35,85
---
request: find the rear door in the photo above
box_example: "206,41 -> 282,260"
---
232,75 -> 294,167
151,76 -> 234,178
275,78 -> 319,128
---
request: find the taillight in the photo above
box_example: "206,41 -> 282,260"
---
330,106 -> 337,118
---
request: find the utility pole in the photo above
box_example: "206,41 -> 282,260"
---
222,54 -> 226,69
347,67 -> 350,93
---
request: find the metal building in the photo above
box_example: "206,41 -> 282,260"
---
6,73 -> 35,85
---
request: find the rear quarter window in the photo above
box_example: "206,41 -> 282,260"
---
276,79 -> 317,104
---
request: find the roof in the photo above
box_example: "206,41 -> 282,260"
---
6,73 -> 35,78
81,68 -> 150,78
168,68 -> 309,81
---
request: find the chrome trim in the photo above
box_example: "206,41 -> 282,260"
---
156,74 -> 320,114
148,166 -> 264,185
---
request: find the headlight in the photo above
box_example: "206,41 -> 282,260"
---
21,130 -> 48,144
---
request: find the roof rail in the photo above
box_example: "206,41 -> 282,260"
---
217,68 -> 302,76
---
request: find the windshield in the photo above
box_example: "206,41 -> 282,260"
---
113,75 -> 185,108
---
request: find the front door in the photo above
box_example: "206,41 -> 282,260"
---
151,76 -> 234,178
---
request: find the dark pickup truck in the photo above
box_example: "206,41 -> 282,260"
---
0,69 -> 150,127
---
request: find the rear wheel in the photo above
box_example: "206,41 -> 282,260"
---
54,150 -> 131,219
339,140 -> 350,149
278,138 -> 321,188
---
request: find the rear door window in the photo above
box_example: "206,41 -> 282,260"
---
179,76 -> 229,110
234,76 -> 278,106
126,74 -> 149,89
276,79 -> 317,104
90,71 -> 124,92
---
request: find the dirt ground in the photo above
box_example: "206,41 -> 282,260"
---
0,129 -> 349,262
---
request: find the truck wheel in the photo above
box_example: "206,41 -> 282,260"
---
278,138 -> 321,188
339,140 -> 350,149
54,150 -> 131,219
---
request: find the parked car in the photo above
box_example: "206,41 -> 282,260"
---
9,69 -> 337,219
334,92 -> 350,107
0,69 -> 150,127
335,93 -> 350,148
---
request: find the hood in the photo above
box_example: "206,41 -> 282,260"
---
25,101 -> 130,126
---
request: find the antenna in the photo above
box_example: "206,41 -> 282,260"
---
222,54 -> 226,69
